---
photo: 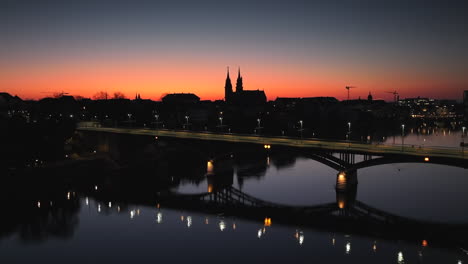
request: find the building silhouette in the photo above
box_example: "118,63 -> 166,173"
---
224,68 -> 266,105
162,93 -> 200,105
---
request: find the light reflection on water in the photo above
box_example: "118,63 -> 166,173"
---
1,193 -> 467,264
1,152 -> 468,264
384,130 -> 465,148
177,157 -> 468,223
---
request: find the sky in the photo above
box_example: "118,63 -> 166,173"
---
1,0 -> 467,101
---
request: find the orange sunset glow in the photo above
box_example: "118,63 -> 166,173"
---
2,58 -> 466,101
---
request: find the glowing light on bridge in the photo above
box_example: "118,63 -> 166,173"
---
130,210 -> 135,219
37,201 -> 41,208
424,157 -> 430,162
338,201 -> 346,209
207,184 -> 214,193
85,197 -> 89,206
108,202 -> 112,208
67,192 -> 71,200
264,217 -> 272,227
263,144 -> 271,149
207,160 -> 214,175
345,242 -> 351,254
338,172 -> 346,181
257,229 -> 263,238
422,240 -> 428,247
373,242 -> 377,252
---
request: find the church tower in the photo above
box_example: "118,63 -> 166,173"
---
224,67 -> 233,102
235,68 -> 243,93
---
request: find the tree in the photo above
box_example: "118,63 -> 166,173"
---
113,92 -> 127,99
93,91 -> 109,100
74,95 -> 86,101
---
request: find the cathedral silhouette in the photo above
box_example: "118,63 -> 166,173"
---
224,68 -> 266,105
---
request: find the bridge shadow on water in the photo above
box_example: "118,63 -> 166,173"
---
1,136 -> 468,251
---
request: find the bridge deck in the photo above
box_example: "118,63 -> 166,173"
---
77,124 -> 468,160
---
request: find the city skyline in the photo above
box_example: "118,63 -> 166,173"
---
1,0 -> 467,101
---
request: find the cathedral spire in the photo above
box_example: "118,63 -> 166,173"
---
224,67 -> 233,102
236,67 -> 243,92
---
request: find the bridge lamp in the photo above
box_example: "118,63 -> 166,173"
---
463,126 -> 466,136
422,240 -> 428,247
299,120 -> 303,139
424,157 -> 430,162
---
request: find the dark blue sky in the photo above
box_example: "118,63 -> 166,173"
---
1,0 -> 467,100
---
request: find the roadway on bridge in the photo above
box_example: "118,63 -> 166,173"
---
77,124 -> 468,160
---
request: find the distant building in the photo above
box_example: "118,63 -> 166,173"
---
162,93 -> 200,105
224,68 -> 266,105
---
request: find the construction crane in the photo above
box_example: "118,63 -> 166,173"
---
386,91 -> 399,103
345,86 -> 356,101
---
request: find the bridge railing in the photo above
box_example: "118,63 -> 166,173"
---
76,122 -> 468,159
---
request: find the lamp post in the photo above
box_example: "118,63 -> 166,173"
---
219,116 -> 223,132
256,118 -> 262,135
462,126 -> 466,154
347,122 -> 351,140
185,115 -> 189,130
401,124 -> 405,151
128,113 -> 133,127
299,120 -> 303,140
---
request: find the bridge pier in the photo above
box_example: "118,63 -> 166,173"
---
336,170 -> 358,209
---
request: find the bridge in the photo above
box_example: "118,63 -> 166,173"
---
77,122 -> 468,161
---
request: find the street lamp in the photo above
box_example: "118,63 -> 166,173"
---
128,113 -> 133,127
219,116 -> 223,132
346,122 -> 351,140
299,120 -> 303,139
401,124 -> 405,151
256,118 -> 262,135
185,115 -> 189,129
462,126 -> 466,154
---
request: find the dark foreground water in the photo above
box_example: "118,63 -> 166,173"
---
1,152 -> 467,264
